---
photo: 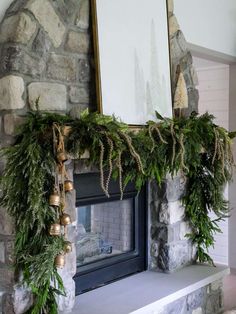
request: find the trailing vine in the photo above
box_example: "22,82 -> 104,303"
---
0,109 -> 234,313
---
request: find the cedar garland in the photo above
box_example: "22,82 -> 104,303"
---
0,109 -> 235,313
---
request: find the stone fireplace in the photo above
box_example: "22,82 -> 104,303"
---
0,0 -> 226,314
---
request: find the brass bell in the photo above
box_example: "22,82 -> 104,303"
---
64,241 -> 73,254
60,213 -> 72,226
49,192 -> 60,207
64,180 -> 74,192
57,152 -> 68,163
49,223 -> 61,236
55,254 -> 65,268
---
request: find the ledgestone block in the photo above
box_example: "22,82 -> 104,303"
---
0,13 -> 37,44
0,76 -> 25,110
28,82 -> 67,111
47,54 -> 77,82
65,31 -> 90,54
25,0 -> 66,47
4,114 -> 25,136
0,46 -> 46,78
69,86 -> 90,104
75,0 -> 90,29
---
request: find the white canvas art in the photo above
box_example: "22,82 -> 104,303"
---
93,0 -> 173,125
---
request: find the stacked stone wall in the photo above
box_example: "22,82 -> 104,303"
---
0,0 -> 200,313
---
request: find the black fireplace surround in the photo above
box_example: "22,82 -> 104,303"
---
73,173 -> 147,295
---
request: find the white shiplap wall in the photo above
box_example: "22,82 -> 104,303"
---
194,57 -> 229,265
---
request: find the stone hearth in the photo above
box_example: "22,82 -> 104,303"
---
0,1 -> 223,314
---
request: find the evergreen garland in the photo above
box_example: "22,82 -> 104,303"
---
0,109 -> 234,313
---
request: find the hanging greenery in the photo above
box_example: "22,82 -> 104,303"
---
0,108 -> 234,313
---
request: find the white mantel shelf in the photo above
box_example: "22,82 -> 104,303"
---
71,264 -> 229,314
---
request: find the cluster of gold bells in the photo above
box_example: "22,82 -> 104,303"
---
49,124 -> 74,269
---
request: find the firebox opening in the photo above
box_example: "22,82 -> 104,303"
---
73,173 -> 147,295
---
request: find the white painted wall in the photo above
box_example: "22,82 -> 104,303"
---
175,0 -> 236,58
194,57 -> 229,265
0,0 -> 14,22
229,65 -> 236,270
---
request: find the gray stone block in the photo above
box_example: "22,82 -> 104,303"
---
179,222 -> 192,241
188,88 -> 199,113
211,279 -> 222,292
28,82 -> 67,111
0,207 -> 14,236
4,114 -> 25,136
159,200 -> 185,225
180,52 -> 193,70
0,158 -> 6,176
176,31 -> 188,54
190,65 -> 199,86
65,244 -> 76,277
69,86 -> 90,104
5,240 -> 14,265
170,36 -> 185,65
153,173 -> 186,203
205,292 -> 222,314
0,242 -> 5,264
165,173 -> 186,202
150,200 -> 159,223
25,0 -> 66,48
67,225 -> 77,244
151,224 -> 168,242
2,293 -> 14,314
69,104 -> 89,119
150,242 -> 159,258
151,223 -> 182,244
47,54 -> 77,82
187,287 -> 206,311
65,31 -> 90,54
169,15 -> 180,38
57,268 -> 75,313
192,308 -> 203,314
0,12 -> 37,44
163,297 -> 187,314
0,46 -> 46,78
158,241 -> 192,272
183,69 -> 194,89
13,284 -> 33,314
52,0 -> 77,23
75,0 -> 90,30
0,268 -> 14,291
65,190 -> 76,223
0,75 -> 25,110
32,28 -> 51,57
78,59 -> 91,82
167,0 -> 174,15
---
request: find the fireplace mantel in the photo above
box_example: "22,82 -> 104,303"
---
71,265 -> 229,314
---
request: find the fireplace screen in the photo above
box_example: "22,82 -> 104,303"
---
77,199 -> 134,267
74,173 -> 146,295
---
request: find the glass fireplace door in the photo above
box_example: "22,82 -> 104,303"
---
77,199 -> 134,267
74,173 -> 146,295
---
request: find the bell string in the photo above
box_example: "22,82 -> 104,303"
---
54,123 -> 65,153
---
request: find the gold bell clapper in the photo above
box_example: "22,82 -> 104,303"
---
57,151 -> 68,163
64,241 -> 73,254
55,254 -> 65,268
49,191 -> 60,207
64,180 -> 74,192
49,223 -> 61,236
60,213 -> 72,226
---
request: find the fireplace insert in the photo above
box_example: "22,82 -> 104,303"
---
73,172 -> 147,295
